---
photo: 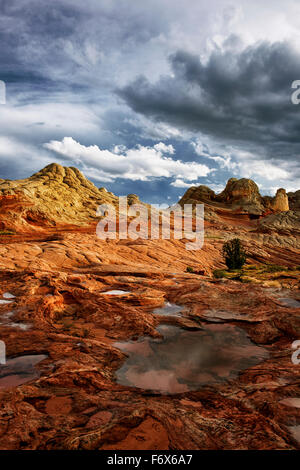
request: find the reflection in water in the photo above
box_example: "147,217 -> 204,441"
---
279,298 -> 300,308
153,302 -> 182,316
2,292 -> 16,299
101,290 -> 131,295
115,324 -> 268,394
0,311 -> 31,330
288,425 -> 300,443
0,292 -> 16,304
0,354 -> 47,389
280,398 -> 300,408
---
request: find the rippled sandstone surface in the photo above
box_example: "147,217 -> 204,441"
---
0,227 -> 299,450
0,165 -> 299,450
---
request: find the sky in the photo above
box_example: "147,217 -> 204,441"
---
0,0 -> 300,204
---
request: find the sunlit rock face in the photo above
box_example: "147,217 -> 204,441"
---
217,177 -> 262,204
0,166 -> 295,238
270,188 -> 289,212
0,163 -> 120,232
179,185 -> 216,204
179,177 -> 290,217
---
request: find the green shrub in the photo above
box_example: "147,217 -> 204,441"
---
186,266 -> 194,273
213,269 -> 227,279
263,264 -> 285,273
240,276 -> 251,283
222,238 -> 246,270
245,264 -> 257,270
0,230 -> 15,235
82,328 -> 91,338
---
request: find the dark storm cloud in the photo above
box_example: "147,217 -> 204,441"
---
0,1 -> 80,72
0,0 -> 171,92
118,41 -> 300,161
1,0 -> 299,196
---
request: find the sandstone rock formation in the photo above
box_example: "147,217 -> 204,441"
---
127,194 -> 142,206
0,164 -> 138,232
0,168 -> 293,236
0,163 -> 116,231
258,210 -> 300,235
179,177 -> 289,216
288,190 -> 300,210
217,177 -> 261,202
269,188 -> 289,212
178,185 -> 216,204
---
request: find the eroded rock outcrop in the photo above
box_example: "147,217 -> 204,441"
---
216,178 -> 265,215
0,164 -> 149,233
179,185 -> 216,204
0,164 -> 121,232
179,177 -> 290,216
270,188 -> 289,212
258,210 -> 300,235
288,190 -> 300,211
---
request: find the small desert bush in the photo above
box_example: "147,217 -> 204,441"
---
245,264 -> 257,270
222,238 -> 246,270
240,276 -> 252,283
186,266 -> 194,273
213,269 -> 227,279
263,264 -> 285,273
0,230 -> 15,235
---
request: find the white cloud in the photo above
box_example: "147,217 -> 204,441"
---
191,141 -> 208,156
208,183 -> 227,194
0,137 -> 28,157
231,149 -> 290,181
208,154 -> 237,171
0,101 -> 100,142
44,137 -> 211,182
242,160 -> 289,181
192,140 -> 238,172
0,136 -> 59,178
125,116 -> 185,141
191,138 -> 299,194
153,142 -> 174,154
170,179 -> 194,188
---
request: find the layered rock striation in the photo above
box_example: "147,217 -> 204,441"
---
179,177 -> 290,216
0,163 -> 120,232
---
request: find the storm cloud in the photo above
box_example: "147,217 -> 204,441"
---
118,41 -> 300,162
0,0 -> 300,201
